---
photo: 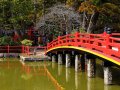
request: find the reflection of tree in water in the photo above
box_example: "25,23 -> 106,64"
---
21,66 -> 33,80
21,63 -> 47,80
21,73 -> 33,80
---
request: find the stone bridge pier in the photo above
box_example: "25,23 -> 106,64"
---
103,61 -> 113,85
51,54 -> 57,63
50,51 -> 113,85
65,52 -> 71,68
85,54 -> 96,78
58,53 -> 63,65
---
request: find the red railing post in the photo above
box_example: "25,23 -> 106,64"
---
22,45 -> 24,53
88,34 -> 94,49
105,34 -> 111,54
25,46 -> 26,54
65,34 -> 69,46
106,34 -> 110,48
8,45 -> 9,53
24,46 -> 25,54
24,46 -> 27,54
26,46 -> 27,54
58,36 -> 60,46
27,46 -> 30,55
74,32 -> 79,46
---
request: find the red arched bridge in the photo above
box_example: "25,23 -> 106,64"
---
46,32 -> 120,66
46,32 -> 120,85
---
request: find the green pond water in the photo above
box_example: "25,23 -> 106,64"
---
0,58 -> 120,90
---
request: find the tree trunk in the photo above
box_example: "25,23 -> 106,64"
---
87,12 -> 99,33
82,11 -> 86,30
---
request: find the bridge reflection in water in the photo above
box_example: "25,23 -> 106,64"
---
48,62 -> 120,90
0,58 -> 120,90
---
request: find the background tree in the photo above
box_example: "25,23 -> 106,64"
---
1,0 -> 120,34
0,0 -> 43,31
66,0 -> 120,33
36,4 -> 81,38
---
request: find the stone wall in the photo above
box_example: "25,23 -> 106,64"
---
0,53 -> 19,58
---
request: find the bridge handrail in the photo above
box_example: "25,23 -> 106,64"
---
46,32 -> 120,59
112,33 -> 120,37
0,45 -> 22,53
0,45 -> 46,55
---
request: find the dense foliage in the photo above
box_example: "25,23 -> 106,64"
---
0,0 -> 120,39
0,36 -> 20,46
0,0 -> 33,30
66,0 -> 120,33
0,0 -> 66,31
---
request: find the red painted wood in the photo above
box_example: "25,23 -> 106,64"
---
0,45 -> 45,55
0,46 -> 22,53
46,33 -> 120,62
8,45 -> 9,53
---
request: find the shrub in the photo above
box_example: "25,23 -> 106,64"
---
21,39 -> 33,46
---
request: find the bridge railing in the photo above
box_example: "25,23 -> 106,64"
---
0,46 -> 22,53
111,33 -> 120,37
47,32 -> 120,59
0,45 -> 46,56
22,46 -> 46,55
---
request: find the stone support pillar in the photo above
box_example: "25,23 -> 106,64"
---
75,54 -> 80,72
104,67 -> 112,85
103,61 -> 113,85
87,58 -> 96,78
66,53 -> 71,68
51,54 -> 56,63
58,54 -> 63,65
